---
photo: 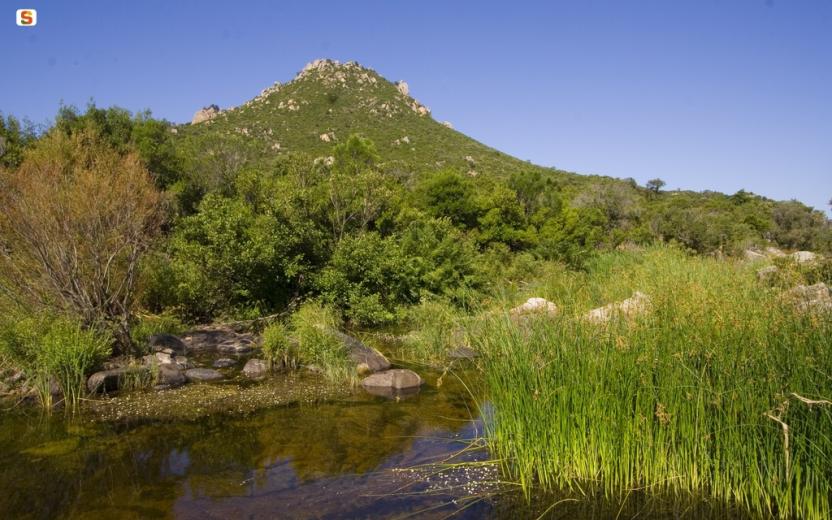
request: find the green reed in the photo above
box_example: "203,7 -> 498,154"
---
474,246 -> 832,519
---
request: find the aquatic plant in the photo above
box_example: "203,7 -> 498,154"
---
475,247 -> 832,519
289,302 -> 353,383
0,315 -> 111,411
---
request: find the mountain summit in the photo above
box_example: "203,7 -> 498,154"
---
179,59 -> 547,178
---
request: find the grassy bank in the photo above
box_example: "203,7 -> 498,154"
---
473,247 -> 832,519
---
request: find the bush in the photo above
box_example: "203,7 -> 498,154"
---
0,315 -> 111,411
316,232 -> 420,326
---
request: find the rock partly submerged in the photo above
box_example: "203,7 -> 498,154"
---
361,369 -> 424,398
184,368 -> 224,383
242,358 -> 269,379
332,331 -> 391,376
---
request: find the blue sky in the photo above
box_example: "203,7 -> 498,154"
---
2,0 -> 830,214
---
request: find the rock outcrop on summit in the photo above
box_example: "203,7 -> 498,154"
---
192,104 -> 220,124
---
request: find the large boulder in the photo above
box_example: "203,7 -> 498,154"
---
243,358 -> 269,379
781,283 -> 832,313
361,369 -> 424,398
184,368 -> 224,383
333,331 -> 391,375
765,247 -> 786,257
191,104 -> 219,124
510,297 -> 558,317
586,292 -> 651,324
148,334 -> 187,356
181,326 -> 258,353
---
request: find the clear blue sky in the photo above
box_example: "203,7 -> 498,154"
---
2,0 -> 830,214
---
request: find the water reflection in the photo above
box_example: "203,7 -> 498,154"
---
0,372 -> 486,519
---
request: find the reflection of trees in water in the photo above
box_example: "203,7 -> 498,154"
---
0,376 -> 479,518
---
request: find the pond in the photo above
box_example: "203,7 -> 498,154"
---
0,370 -> 506,519
0,368 -> 760,519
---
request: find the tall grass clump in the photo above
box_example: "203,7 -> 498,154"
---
399,299 -> 472,364
0,315 -> 111,411
262,321 -> 293,370
476,246 -> 832,519
289,302 -> 354,383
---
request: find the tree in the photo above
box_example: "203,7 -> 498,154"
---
646,178 -> 666,193
0,129 -> 162,352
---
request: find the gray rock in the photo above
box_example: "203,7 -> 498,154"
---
744,249 -> 765,261
243,358 -> 269,379
155,364 -> 185,389
586,291 -> 651,324
510,297 -> 558,317
333,331 -> 391,375
184,368 -> 224,383
192,104 -> 220,124
765,247 -> 786,257
149,334 -> 187,356
174,356 -> 193,370
791,251 -> 818,264
781,282 -> 832,313
362,369 -> 424,398
182,327 -> 258,353
213,358 -> 237,369
217,340 -> 254,354
87,367 -> 149,393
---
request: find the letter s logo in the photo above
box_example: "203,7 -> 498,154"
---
16,9 -> 37,26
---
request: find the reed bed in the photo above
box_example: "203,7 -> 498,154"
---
474,247 -> 832,518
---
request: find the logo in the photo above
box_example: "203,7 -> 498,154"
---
16,9 -> 37,26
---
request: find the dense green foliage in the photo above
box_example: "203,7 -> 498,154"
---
474,247 -> 832,519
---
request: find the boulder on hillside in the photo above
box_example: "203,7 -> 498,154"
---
361,369 -> 423,398
765,247 -> 786,257
332,331 -> 391,375
191,104 -> 220,124
586,292 -> 651,324
780,283 -> 832,313
510,297 -> 558,317
791,251 -> 818,264
395,80 -> 409,96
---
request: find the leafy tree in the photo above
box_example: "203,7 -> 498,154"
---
315,232 -> 420,325
646,178 -> 666,193
0,113 -> 37,169
415,169 -> 480,228
0,129 -> 162,351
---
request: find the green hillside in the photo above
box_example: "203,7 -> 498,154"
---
176,59 -> 566,180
